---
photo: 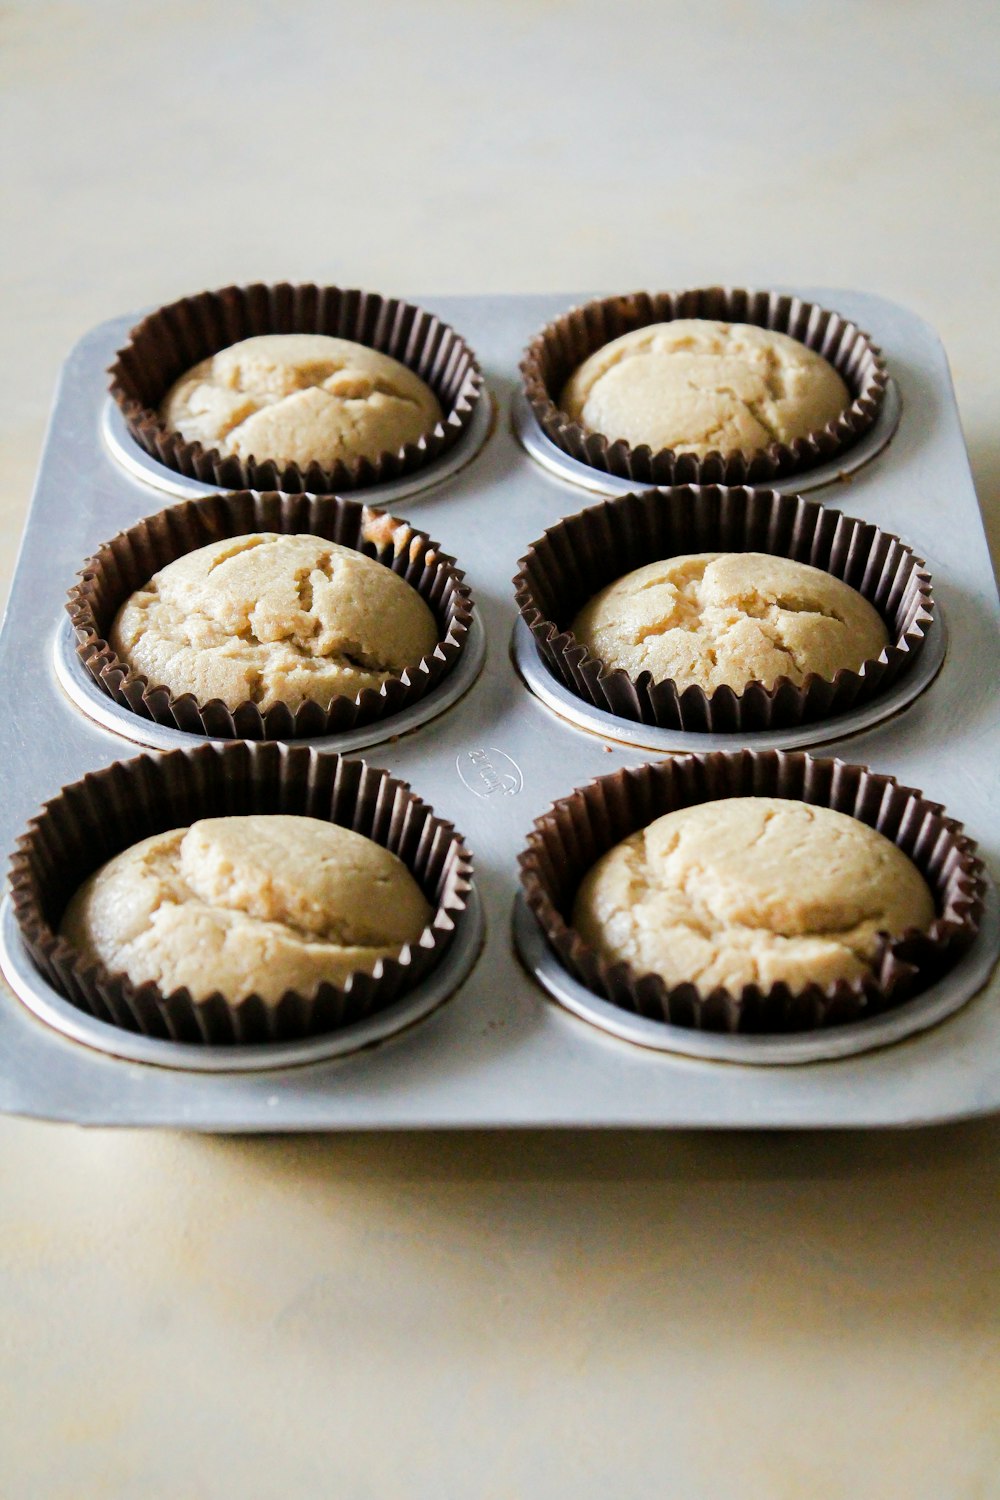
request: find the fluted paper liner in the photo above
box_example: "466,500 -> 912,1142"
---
10,744 -> 473,1044
67,491 -> 474,739
519,752 -> 984,1034
521,287 -> 889,485
514,486 -> 933,733
109,282 -> 484,493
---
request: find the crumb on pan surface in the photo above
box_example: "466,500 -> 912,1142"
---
59,814 -> 432,1003
110,532 -> 440,712
572,797 -> 934,993
160,333 -> 442,468
559,320 -> 850,456
571,552 -> 888,694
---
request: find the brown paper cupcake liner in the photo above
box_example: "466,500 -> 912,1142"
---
519,751 -> 984,1034
108,282 -> 484,493
514,485 -> 933,734
9,743 -> 473,1045
520,287 -> 889,485
67,490 -> 474,740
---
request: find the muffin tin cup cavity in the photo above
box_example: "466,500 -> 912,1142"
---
514,485 -> 934,736
510,613 -> 945,755
513,886 -> 1000,1066
55,611 -> 487,754
520,286 -> 889,487
67,490 -> 476,741
102,385 -> 495,508
108,282 -> 485,494
9,743 -> 474,1046
0,886 -> 485,1073
511,380 -> 902,500
519,751 -> 985,1036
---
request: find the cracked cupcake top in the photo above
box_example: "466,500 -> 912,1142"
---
60,815 -> 432,1003
572,797 -> 934,994
160,333 -> 442,469
110,532 -> 440,712
570,552 -> 888,695
559,319 -> 850,456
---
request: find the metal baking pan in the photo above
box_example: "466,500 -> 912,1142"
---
1,289 -> 998,1130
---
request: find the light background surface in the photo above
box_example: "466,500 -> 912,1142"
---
2,2 -> 999,1496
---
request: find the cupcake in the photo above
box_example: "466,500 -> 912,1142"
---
160,334 -> 442,471
110,532 -> 440,716
570,552 -> 888,698
559,321 -> 850,459
108,283 -> 484,493
573,798 -> 933,995
514,486 -> 933,734
519,752 -> 984,1034
61,815 -> 432,1003
10,743 -> 473,1043
68,490 -> 473,740
520,288 -> 888,486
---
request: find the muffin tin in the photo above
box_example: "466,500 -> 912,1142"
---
0,289 -> 998,1129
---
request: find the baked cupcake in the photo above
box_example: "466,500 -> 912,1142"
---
514,486 -> 933,734
11,743 -> 473,1043
520,288 -> 888,486
161,334 -> 442,471
110,531 -> 440,716
108,283 -> 484,493
61,815 -> 432,1003
573,797 -> 933,994
570,552 -> 888,697
518,752 -> 984,1033
560,321 -> 850,459
68,490 -> 474,740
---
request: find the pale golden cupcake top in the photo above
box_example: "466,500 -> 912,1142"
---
160,333 -> 442,469
571,552 -> 888,695
59,815 -> 432,1004
573,797 -> 934,994
110,532 -> 440,713
559,319 -> 850,456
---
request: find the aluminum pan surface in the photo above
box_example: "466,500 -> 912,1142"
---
0,290 -> 998,1129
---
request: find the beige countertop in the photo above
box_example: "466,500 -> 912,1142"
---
2,2 -> 999,1495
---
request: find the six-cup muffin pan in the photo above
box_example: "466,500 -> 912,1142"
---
0,288 -> 998,1130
